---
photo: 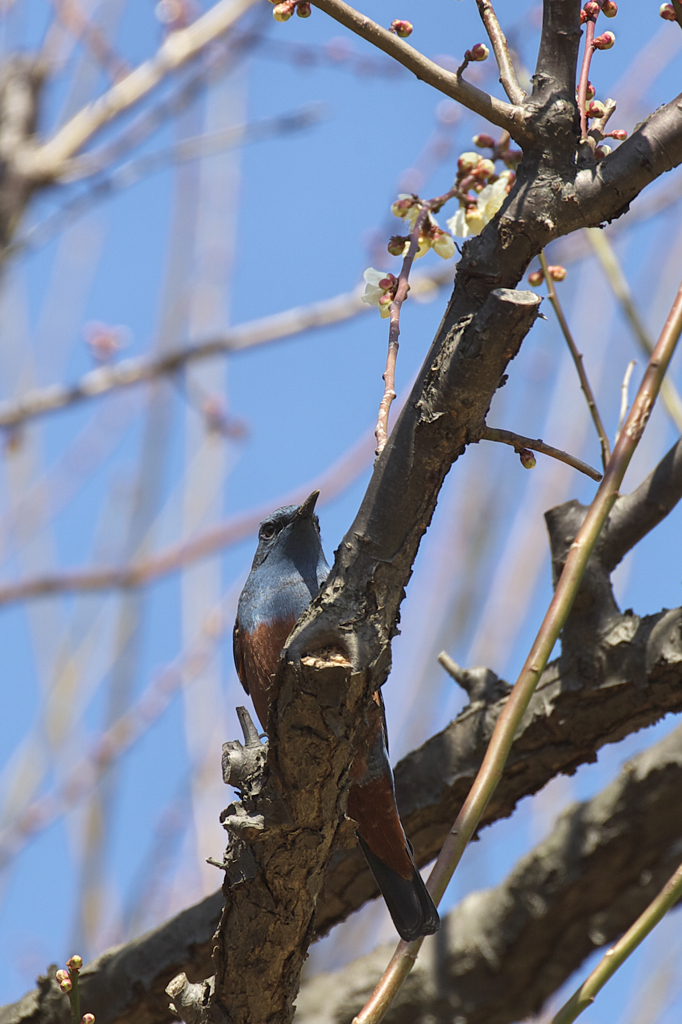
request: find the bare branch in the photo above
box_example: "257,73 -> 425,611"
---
538,250 -> 611,468
0,266 -> 454,431
21,0 -> 262,181
308,0 -> 530,142
479,424 -> 602,480
475,0 -> 526,105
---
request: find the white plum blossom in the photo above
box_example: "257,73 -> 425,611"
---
361,268 -> 395,318
431,230 -> 456,260
392,193 -> 422,230
447,170 -> 513,237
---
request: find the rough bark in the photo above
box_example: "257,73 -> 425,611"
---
296,723 -> 682,1024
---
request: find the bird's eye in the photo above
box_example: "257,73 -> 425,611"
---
260,523 -> 277,540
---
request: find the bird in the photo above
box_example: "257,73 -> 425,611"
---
233,489 -> 440,942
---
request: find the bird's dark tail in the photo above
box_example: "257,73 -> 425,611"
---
357,833 -> 440,942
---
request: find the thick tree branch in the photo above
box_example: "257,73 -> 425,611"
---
3,595 -> 681,1024
297,723 -> 682,1024
308,0 -> 530,142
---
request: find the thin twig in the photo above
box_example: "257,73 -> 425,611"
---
615,360 -> 636,444
352,275 -> 682,1024
538,250 -> 611,469
586,226 -> 682,432
576,11 -> 597,141
479,425 -> 602,481
0,267 -> 453,432
23,0 -> 262,180
47,0 -> 130,81
474,0 -> 526,105
0,429 -> 373,606
550,857 -> 682,1024
375,186 -> 461,454
308,0 -> 530,142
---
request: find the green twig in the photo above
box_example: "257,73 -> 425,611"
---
586,227 -> 682,433
538,250 -> 611,469
352,275 -> 682,1024
550,858 -> 682,1024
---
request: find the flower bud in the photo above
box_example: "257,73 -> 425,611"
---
464,206 -> 485,233
473,158 -> 495,179
391,196 -> 415,218
607,128 -> 627,140
457,151 -> 480,174
595,144 -> 612,158
586,100 -> 605,119
378,274 -> 397,290
472,133 -> 495,149
58,977 -> 73,993
580,9 -> 588,22
502,149 -> 522,168
585,81 -> 595,100
602,0 -> 618,16
81,1016 -> 96,1024
519,449 -> 536,470
296,2 -> 312,15
469,43 -> 489,61
659,3 -> 677,18
583,1 -> 600,17
387,235 -> 408,256
593,31 -> 615,49
528,269 -> 544,286
390,19 -> 413,37
547,265 -> 566,282
272,1 -> 294,20
56,970 -> 69,982
67,955 -> 83,972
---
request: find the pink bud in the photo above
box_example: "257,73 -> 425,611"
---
67,956 -> 83,972
472,133 -> 495,149
583,1 -> 600,17
519,449 -> 537,470
378,293 -> 392,308
81,1016 -> 96,1024
586,100 -> 606,119
593,31 -> 615,49
58,977 -> 73,993
580,9 -> 588,23
607,128 -> 627,140
547,265 -> 566,282
469,42 -> 489,61
585,81 -> 595,100
457,152 -> 479,174
379,275 -> 397,290
390,19 -> 413,37
473,158 -> 495,180
602,0 -> 617,16
595,144 -> 612,158
528,269 -> 544,286
659,2 -> 677,18
56,970 -> 69,982
296,1 -> 311,15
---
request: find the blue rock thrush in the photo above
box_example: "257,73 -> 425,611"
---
233,490 -> 440,942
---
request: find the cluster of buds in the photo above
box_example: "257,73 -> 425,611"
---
269,0 -> 310,20
361,269 -> 398,318
447,141 -> 516,238
660,3 -> 679,20
388,195 -> 457,261
55,956 -> 94,1023
581,0 -> 617,20
528,265 -> 566,286
389,19 -> 412,38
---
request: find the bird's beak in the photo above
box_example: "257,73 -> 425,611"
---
296,490 -> 320,520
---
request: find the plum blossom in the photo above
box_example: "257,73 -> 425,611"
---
361,268 -> 396,318
447,170 -> 513,237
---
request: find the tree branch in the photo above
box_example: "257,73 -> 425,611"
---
20,0 -> 261,182
475,0 -> 526,105
308,0 -> 530,142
